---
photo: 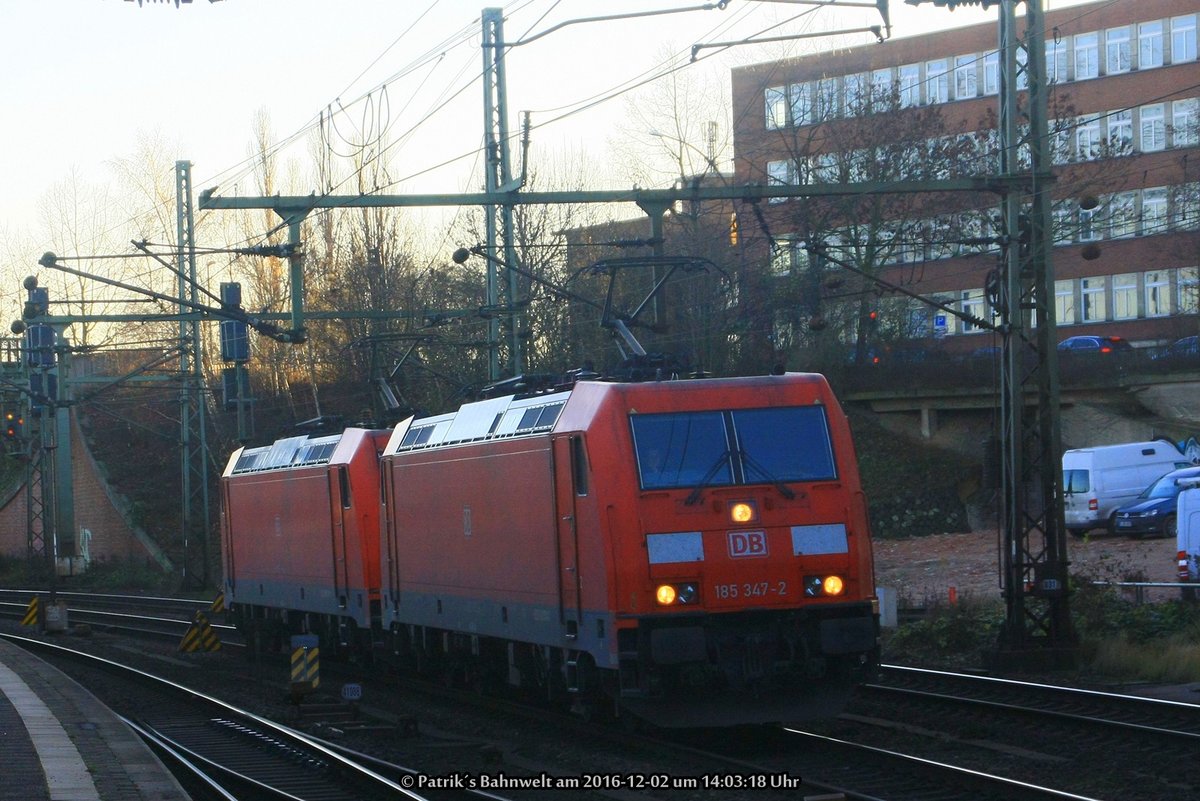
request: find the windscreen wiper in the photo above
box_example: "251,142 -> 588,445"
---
740,450 -> 797,500
684,450 -> 734,506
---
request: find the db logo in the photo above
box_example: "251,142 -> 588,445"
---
728,530 -> 768,558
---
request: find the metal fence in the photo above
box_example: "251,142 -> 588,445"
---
1091,580 -> 1200,604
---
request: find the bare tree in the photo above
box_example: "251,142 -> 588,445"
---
34,168 -> 124,349
612,45 -> 733,189
438,148 -> 623,387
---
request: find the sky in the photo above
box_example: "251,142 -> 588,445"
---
0,0 -> 1037,256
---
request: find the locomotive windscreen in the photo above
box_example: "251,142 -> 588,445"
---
630,406 -> 837,490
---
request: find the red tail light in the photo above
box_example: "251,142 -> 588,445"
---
1088,498 -> 1098,511
1179,551 -> 1191,581
1100,346 -> 1112,353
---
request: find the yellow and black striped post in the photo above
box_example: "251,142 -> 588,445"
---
289,634 -> 320,698
19,596 -> 39,627
209,591 -> 225,615
179,611 -> 222,652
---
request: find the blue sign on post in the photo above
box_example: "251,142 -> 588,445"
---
25,324 -> 55,367
219,320 -> 249,361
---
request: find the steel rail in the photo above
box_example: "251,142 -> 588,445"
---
781,727 -> 1106,801
0,632 -> 417,800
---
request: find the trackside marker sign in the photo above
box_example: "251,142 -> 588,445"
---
728,530 -> 768,558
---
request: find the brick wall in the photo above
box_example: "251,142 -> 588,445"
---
0,411 -> 171,571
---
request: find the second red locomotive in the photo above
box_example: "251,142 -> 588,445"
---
221,372 -> 880,726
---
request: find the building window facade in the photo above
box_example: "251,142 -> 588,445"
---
1079,206 -> 1102,242
1046,40 -> 1068,83
955,54 -> 978,98
1143,187 -> 1168,236
1107,109 -> 1133,152
1172,14 -> 1197,63
766,86 -> 788,129
1174,184 -> 1200,229
959,289 -> 986,333
1174,98 -> 1198,146
1113,273 -> 1138,319
790,82 -> 812,126
1109,192 -> 1138,238
1179,267 -> 1200,313
1081,277 -> 1107,323
926,59 -> 949,104
817,78 -> 839,119
767,159 -> 797,203
740,7 -> 1198,354
871,68 -> 893,105
1139,20 -> 1164,68
899,63 -> 921,107
1106,26 -> 1132,74
1075,32 -> 1100,79
983,51 -> 999,94
1076,115 -> 1102,160
845,73 -> 867,114
1056,279 -> 1076,325
1140,103 -> 1166,151
1145,270 -> 1171,317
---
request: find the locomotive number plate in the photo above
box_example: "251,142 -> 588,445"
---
713,581 -> 788,600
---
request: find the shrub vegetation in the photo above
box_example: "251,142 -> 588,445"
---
884,575 -> 1200,683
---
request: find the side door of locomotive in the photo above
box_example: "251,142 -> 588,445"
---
329,464 -> 351,609
220,481 -> 237,596
380,458 -> 402,615
551,434 -> 584,638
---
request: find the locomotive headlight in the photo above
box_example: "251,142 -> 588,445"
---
729,500 -> 758,524
655,583 -> 699,605
804,574 -> 846,597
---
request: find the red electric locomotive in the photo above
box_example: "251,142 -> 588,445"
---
220,428 -> 390,649
379,373 -> 879,726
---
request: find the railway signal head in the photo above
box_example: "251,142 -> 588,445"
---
3,410 -> 24,439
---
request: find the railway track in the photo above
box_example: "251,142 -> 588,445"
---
776,728 -> 1102,801
0,588 -> 214,617
313,650 -> 1108,801
828,664 -> 1200,799
2,591 -> 1192,799
0,589 -> 241,645
874,663 -> 1200,739
0,632 -> 427,801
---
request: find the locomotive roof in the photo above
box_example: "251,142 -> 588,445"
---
223,428 -> 380,476
383,390 -> 572,455
382,373 -> 833,456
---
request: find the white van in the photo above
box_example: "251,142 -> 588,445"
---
1177,483 -> 1200,584
1062,440 -> 1189,537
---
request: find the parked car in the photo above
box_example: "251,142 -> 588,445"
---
1063,442 -> 1191,536
1057,335 -> 1133,355
1152,335 -> 1199,361
1111,465 -> 1200,539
